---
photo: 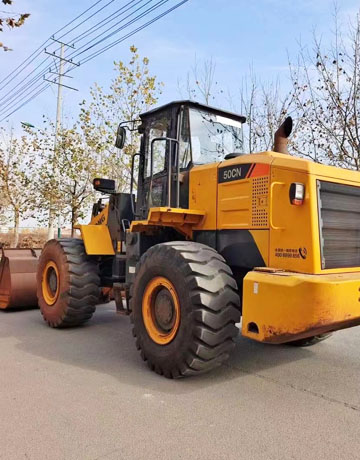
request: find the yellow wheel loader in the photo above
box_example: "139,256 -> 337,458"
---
33,100 -> 360,377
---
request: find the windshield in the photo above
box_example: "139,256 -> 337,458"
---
189,108 -> 243,164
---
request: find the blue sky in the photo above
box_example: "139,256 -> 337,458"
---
1,0 -> 359,132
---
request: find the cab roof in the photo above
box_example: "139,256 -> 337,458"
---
140,100 -> 246,124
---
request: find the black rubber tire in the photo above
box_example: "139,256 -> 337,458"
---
288,333 -> 332,347
37,238 -> 100,328
130,241 -> 241,378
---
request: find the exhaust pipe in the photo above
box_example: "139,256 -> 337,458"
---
273,116 -> 293,154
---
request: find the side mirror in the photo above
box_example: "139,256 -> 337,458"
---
115,125 -> 126,149
93,178 -> 116,194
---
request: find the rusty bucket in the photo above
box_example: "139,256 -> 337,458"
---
0,248 -> 41,309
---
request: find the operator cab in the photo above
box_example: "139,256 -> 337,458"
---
139,100 -> 245,166
116,100 -> 246,219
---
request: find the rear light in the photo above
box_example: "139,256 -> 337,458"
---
289,183 -> 305,206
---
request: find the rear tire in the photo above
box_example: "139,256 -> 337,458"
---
37,238 -> 100,328
130,241 -> 241,378
288,333 -> 332,347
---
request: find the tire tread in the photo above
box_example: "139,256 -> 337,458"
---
131,241 -> 240,378
38,238 -> 100,328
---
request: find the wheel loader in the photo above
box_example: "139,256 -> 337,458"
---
4,99 -> 360,378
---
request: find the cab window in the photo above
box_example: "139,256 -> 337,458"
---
145,114 -> 170,177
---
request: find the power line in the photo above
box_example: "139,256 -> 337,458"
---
68,0 -> 160,59
0,44 -> 50,92
0,0 -> 190,121
0,0 -> 155,109
0,54 -> 77,113
0,0 -> 109,92
0,77 -> 44,116
78,0 -> 188,64
0,84 -> 50,123
54,0 -> 108,37
56,0 -> 116,41
0,80 -> 48,117
0,46 -> 79,116
0,58 -> 52,109
0,0 -> 146,103
67,0 -> 140,46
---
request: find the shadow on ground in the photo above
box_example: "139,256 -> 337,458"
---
0,303 -> 316,394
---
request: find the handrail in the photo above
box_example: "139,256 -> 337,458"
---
130,152 -> 141,217
150,137 -> 179,209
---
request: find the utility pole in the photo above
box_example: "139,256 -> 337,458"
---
54,43 -> 64,239
44,38 -> 78,240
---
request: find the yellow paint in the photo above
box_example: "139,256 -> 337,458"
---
268,166 -> 318,273
79,149 -> 360,282
78,225 -> 115,255
142,276 -> 180,345
90,203 -> 109,226
130,207 -> 205,238
242,269 -> 360,343
42,261 -> 59,306
117,241 -> 122,253
218,178 -> 252,229
189,163 -> 219,230
217,158 -> 270,233
267,163 -> 360,274
212,150 -> 360,274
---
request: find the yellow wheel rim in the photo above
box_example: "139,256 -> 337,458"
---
142,276 -> 180,345
42,261 -> 60,305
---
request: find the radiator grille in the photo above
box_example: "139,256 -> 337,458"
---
318,180 -> 360,269
252,176 -> 269,227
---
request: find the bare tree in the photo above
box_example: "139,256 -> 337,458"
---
290,9 -> 360,168
236,72 -> 295,153
181,57 -> 294,154
178,56 -> 221,104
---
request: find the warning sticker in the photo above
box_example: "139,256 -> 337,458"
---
275,248 -> 307,260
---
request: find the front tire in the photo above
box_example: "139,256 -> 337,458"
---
130,242 -> 241,378
37,239 -> 100,328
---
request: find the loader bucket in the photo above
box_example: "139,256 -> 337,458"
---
0,248 -> 41,309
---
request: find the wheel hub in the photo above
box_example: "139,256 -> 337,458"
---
42,261 -> 60,306
142,276 -> 180,345
154,289 -> 176,332
48,268 -> 58,294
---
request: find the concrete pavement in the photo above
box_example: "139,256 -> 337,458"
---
1,303 -> 359,460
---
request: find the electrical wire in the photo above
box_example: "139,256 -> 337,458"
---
66,0 -> 141,46
0,43 -> 50,91
0,0 -> 108,92
68,0 -> 167,60
0,58 -> 52,108
0,0 -> 148,103
56,0 -> 116,41
0,83 -> 51,123
0,0 -> 155,109
0,0 -> 190,121
0,53 -> 78,112
78,0 -> 188,64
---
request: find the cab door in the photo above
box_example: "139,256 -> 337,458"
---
136,109 -> 172,218
136,105 -> 191,218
